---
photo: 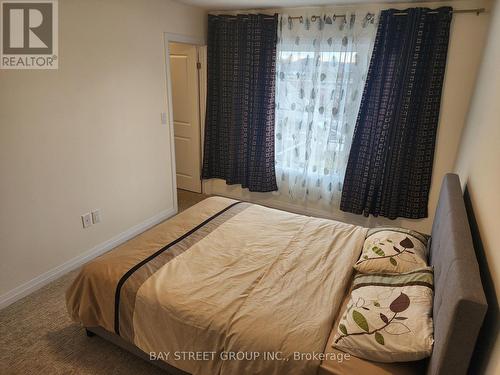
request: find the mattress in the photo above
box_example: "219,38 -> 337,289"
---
66,196 -> 368,375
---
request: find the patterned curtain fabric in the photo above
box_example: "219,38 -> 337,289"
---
275,12 -> 378,207
202,14 -> 278,192
340,7 -> 453,219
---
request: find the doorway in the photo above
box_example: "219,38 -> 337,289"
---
169,42 -> 203,193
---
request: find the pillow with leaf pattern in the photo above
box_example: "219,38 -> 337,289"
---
354,228 -> 429,274
332,268 -> 434,362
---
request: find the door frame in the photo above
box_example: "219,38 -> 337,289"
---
163,32 -> 206,207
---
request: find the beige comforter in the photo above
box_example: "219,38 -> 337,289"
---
67,197 -> 367,375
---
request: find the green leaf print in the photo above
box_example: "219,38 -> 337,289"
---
352,310 -> 369,332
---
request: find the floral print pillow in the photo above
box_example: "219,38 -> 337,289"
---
333,268 -> 434,362
354,228 -> 429,274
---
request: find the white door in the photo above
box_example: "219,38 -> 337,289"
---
169,42 -> 202,193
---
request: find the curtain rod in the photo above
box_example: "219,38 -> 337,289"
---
287,8 -> 485,22
287,13 -> 374,22
394,7 -> 485,15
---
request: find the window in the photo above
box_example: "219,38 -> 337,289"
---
274,13 -> 377,206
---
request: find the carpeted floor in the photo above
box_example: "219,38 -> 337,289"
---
177,189 -> 209,212
0,189 -> 208,375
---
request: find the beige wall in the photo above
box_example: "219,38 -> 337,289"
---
0,0 -> 206,299
205,0 -> 492,235
454,1 -> 500,373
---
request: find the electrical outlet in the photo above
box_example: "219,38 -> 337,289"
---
91,209 -> 101,224
161,112 -> 167,125
81,213 -> 92,228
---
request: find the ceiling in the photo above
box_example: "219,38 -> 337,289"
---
175,0 -> 433,10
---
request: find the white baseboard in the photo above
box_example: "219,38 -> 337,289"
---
0,207 -> 177,310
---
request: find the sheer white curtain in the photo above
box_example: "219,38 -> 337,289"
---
275,12 -> 377,207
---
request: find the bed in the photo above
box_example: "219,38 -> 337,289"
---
66,174 -> 487,375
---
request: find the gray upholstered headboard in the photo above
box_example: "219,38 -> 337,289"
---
426,174 -> 487,375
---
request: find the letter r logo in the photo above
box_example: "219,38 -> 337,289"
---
2,2 -> 53,54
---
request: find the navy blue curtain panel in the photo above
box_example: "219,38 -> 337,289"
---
202,14 -> 278,192
340,7 -> 453,219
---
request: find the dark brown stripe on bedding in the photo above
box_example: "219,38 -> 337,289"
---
351,281 -> 434,291
352,268 -> 434,291
353,268 -> 434,279
114,201 -> 249,338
